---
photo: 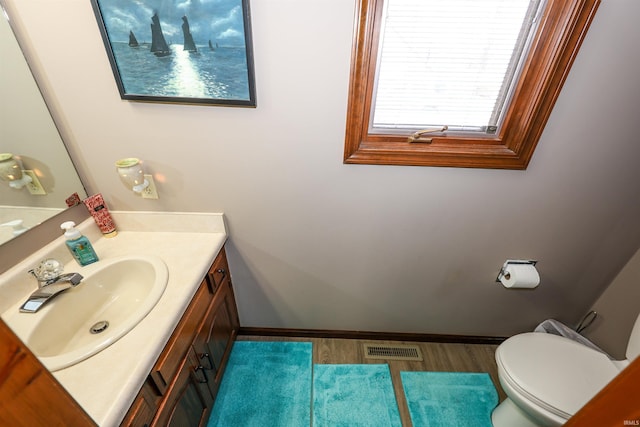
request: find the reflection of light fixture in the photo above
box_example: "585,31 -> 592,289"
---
115,158 -> 158,199
0,153 -> 33,189
1,219 -> 28,236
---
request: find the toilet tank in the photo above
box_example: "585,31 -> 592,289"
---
625,312 -> 640,360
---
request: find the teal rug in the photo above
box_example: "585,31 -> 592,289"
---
400,371 -> 498,427
208,341 -> 313,427
312,364 -> 402,427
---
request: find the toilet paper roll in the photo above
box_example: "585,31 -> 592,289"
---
500,263 -> 540,289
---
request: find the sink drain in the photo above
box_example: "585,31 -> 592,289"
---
90,321 -> 109,334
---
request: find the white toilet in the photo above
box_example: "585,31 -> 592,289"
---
492,313 -> 640,427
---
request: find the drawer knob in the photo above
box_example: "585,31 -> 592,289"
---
193,365 -> 208,383
200,352 -> 214,370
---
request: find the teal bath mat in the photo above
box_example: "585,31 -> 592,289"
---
400,371 -> 498,427
312,364 -> 401,427
208,341 -> 313,427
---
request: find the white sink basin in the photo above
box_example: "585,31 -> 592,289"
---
4,255 -> 168,371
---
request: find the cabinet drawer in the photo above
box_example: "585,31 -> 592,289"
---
120,379 -> 160,427
150,280 -> 212,394
206,247 -> 229,293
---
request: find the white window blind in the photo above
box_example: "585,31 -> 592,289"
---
371,0 -> 544,134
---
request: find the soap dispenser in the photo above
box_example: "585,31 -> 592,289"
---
61,221 -> 99,266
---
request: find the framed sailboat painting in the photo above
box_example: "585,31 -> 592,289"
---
90,0 -> 256,107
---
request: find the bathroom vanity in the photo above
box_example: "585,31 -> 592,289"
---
122,246 -> 239,426
0,212 -> 239,426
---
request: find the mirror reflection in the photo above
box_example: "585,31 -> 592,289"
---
0,8 -> 87,245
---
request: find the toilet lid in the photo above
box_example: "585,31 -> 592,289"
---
496,332 -> 620,418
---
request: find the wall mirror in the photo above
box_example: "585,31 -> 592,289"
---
0,4 -> 87,246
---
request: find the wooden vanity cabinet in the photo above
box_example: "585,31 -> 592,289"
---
121,247 -> 239,427
0,319 -> 97,427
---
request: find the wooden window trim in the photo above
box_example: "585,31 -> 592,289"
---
344,0 -> 601,169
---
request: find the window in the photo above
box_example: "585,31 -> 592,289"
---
344,0 -> 600,169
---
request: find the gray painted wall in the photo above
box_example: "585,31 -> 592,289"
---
584,248 -> 640,359
7,0 -> 640,338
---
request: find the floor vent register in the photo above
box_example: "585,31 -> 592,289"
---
363,343 -> 423,361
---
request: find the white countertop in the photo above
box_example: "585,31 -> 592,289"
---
0,211 -> 227,427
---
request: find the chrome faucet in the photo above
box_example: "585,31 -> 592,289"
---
20,258 -> 83,313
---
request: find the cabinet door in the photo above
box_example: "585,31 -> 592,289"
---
153,348 -> 213,427
192,303 -> 219,383
192,280 -> 239,401
209,293 -> 235,375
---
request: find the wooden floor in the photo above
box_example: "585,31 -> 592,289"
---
238,335 -> 506,426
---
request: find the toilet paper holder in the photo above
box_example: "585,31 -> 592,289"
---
495,259 -> 537,283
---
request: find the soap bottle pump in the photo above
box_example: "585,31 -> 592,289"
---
61,221 -> 99,266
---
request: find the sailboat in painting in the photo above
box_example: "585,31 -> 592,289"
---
150,13 -> 171,57
181,16 -> 198,53
128,30 -> 139,47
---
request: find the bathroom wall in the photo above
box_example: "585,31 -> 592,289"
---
583,248 -> 640,359
5,0 -> 640,337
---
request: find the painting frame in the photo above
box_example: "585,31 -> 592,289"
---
90,0 -> 256,107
